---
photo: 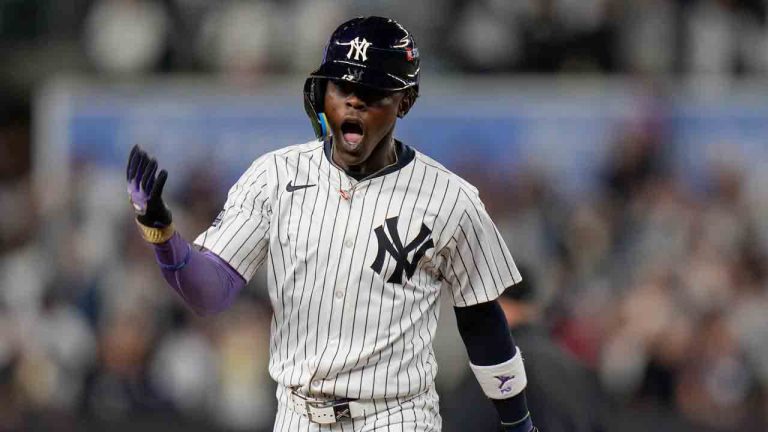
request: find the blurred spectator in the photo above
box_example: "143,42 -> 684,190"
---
84,306 -> 168,419
84,0 -> 169,75
450,1 -> 523,72
493,168 -> 563,309
287,0 -> 346,75
601,126 -> 665,205
684,0 -> 768,76
619,0 -> 677,74
197,1 -> 277,81
0,306 -> 23,431
150,306 -> 217,418
19,290 -> 96,412
517,0 -> 568,73
0,201 -> 45,320
676,312 -> 759,430
211,300 -> 274,431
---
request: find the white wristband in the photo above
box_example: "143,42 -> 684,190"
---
469,347 -> 527,400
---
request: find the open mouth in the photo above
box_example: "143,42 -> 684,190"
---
341,119 -> 364,145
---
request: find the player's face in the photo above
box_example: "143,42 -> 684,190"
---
324,80 -> 404,172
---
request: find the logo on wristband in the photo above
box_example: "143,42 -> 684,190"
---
495,375 -> 515,394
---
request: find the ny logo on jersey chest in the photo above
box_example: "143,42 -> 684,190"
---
370,216 -> 434,284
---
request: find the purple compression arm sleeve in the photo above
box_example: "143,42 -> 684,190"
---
153,232 -> 246,315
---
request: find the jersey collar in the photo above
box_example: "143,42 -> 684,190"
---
323,137 -> 415,182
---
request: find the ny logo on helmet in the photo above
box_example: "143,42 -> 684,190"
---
371,216 -> 434,284
340,37 -> 372,62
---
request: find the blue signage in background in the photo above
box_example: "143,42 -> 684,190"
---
671,100 -> 768,195
53,80 -> 768,199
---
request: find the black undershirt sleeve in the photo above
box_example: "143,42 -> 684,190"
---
454,299 -> 532,430
454,299 -> 514,365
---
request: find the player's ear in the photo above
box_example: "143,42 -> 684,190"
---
397,88 -> 417,118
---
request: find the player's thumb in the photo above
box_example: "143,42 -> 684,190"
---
151,169 -> 168,201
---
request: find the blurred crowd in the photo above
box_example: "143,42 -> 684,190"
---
3,0 -> 768,431
468,135 -> 768,431
3,108 -> 768,431
4,0 -> 768,85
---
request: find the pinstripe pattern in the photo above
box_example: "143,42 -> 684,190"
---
193,140 -> 521,425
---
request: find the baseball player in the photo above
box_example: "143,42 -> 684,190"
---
126,16 -> 538,432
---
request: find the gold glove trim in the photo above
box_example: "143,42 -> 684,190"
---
135,220 -> 175,244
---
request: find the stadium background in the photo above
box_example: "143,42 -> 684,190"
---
2,1 -> 768,431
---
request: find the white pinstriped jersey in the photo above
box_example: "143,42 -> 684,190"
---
194,139 -> 521,400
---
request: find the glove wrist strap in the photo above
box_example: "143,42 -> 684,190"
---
135,219 -> 175,244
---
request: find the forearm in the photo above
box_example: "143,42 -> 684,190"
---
455,301 -> 533,432
126,146 -> 246,314
153,232 -> 246,315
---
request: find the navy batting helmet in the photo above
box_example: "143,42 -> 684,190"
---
303,16 -> 420,138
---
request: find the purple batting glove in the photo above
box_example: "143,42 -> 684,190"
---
126,144 -> 172,227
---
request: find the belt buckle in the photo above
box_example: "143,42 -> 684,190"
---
305,399 -> 336,424
305,399 -> 352,425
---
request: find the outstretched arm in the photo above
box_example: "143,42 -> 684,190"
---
455,299 -> 537,432
126,145 -> 245,315
153,232 -> 246,315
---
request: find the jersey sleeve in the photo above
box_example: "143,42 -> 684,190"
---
193,156 -> 273,282
443,190 -> 521,307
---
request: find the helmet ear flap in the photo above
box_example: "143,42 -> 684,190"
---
397,86 -> 418,118
303,78 -> 329,139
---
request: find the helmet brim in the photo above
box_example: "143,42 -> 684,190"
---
310,61 -> 417,92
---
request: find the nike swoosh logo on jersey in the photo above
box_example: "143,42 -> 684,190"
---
286,181 -> 316,192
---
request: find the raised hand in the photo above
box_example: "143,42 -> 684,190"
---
126,144 -> 172,228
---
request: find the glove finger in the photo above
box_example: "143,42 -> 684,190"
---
145,160 -> 159,193
142,159 -> 158,192
127,145 -> 140,181
151,169 -> 168,201
135,151 -> 149,187
144,164 -> 157,193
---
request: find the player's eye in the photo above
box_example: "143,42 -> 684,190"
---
331,80 -> 357,98
361,89 -> 394,106
331,80 -> 349,95
331,81 -> 394,106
